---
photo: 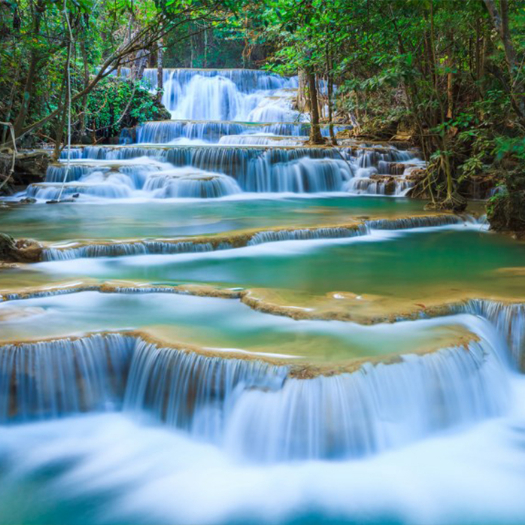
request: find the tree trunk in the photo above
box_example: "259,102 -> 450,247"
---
446,70 -> 453,119
52,44 -> 72,161
157,38 -> 164,103
297,70 -> 309,113
446,32 -> 454,120
204,28 -> 208,68
1,67 -> 20,144
78,40 -> 90,142
307,68 -> 324,144
326,50 -> 337,145
13,1 -> 45,137
131,48 -> 147,81
483,0 -> 525,122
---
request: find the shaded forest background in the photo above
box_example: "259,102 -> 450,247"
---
0,0 -> 524,227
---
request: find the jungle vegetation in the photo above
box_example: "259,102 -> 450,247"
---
0,0 -> 524,225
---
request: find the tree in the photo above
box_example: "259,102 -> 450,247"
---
0,0 -> 234,148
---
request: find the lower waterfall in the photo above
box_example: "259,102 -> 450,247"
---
224,340 -> 507,461
0,314 -> 512,462
458,300 -> 525,367
0,334 -> 134,422
123,339 -> 287,442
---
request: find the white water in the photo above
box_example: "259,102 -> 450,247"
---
0,312 -> 513,460
23,145 -> 420,200
0,309 -> 522,523
134,121 -> 349,144
143,69 -> 301,122
1,398 -> 524,525
17,69 -> 421,201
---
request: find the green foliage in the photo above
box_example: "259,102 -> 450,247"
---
84,78 -> 170,140
1,0 -> 524,221
0,0 -> 239,146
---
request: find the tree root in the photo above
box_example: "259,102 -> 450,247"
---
424,194 -> 467,213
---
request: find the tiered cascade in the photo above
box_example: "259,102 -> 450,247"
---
20,69 -> 423,201
0,315 -> 511,462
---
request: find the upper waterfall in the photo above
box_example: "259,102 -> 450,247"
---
141,68 -> 301,122
16,68 -> 423,202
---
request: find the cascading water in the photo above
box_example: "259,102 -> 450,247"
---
225,340 -> 507,461
123,339 -> 288,442
142,68 -> 301,122
0,312 -> 513,462
2,32 -> 524,525
0,334 -> 134,421
16,68 -> 424,201
458,300 -> 525,367
37,215 -> 467,260
133,120 -> 350,144
28,145 -> 421,199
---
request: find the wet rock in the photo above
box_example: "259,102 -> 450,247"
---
0,233 -> 43,263
0,234 -> 15,261
0,149 -> 51,194
388,163 -> 408,176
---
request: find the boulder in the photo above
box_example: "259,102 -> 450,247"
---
0,149 -> 51,193
0,233 -> 43,263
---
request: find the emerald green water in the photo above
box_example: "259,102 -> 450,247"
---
21,229 -> 525,306
0,292 -> 466,362
0,197 -> 427,242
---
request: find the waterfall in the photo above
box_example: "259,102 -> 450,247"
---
140,68 -> 300,122
30,147 -> 357,198
35,162 -> 241,200
342,148 -> 423,196
19,69 -> 425,202
42,241 -> 230,261
39,215 -> 466,260
0,334 -> 134,422
123,339 -> 288,442
458,300 -> 525,367
143,170 -> 241,198
0,319 -> 511,462
44,164 -> 92,183
247,227 -> 364,245
344,176 -> 414,196
143,68 -> 295,94
217,135 -> 307,146
137,121 -> 248,143
134,120 -> 352,144
224,339 -> 508,462
367,215 -> 464,230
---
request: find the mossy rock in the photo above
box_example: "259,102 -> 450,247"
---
0,233 -> 43,263
0,233 -> 15,260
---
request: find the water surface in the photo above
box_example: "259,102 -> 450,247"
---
0,197 -> 428,243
